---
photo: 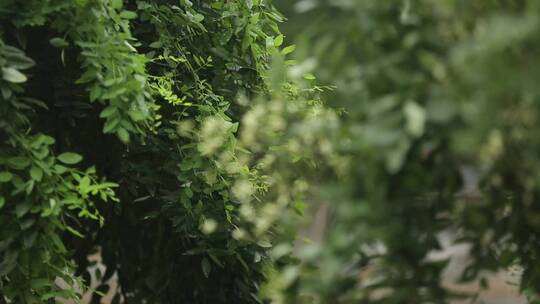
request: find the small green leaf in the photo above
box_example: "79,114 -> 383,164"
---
79,176 -> 90,191
201,257 -> 211,278
294,200 -> 306,215
15,201 -> 31,217
74,0 -> 88,6
2,67 -> 27,83
274,34 -> 284,47
42,135 -> 55,145
103,117 -> 120,133
49,37 -> 69,48
404,101 -> 426,137
111,0 -> 122,9
128,110 -> 145,121
120,10 -> 137,19
193,13 -> 204,22
100,106 -> 117,118
30,278 -> 50,290
0,171 -> 13,183
7,54 -> 35,70
66,226 -> 85,238
281,45 -> 296,55
257,240 -> 272,248
149,41 -> 162,49
54,164 -> 68,174
20,218 -> 35,230
117,128 -> 130,143
303,73 -> 316,80
30,166 -> 43,181
57,152 -> 83,165
23,231 -> 37,248
0,196 -> 5,209
8,157 -> 31,169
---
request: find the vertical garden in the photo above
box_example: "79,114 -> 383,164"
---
2,0 -> 540,303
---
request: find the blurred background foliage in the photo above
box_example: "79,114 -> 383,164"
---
245,0 -> 540,303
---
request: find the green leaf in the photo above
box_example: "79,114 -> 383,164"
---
20,218 -> 35,230
281,45 -> 296,55
0,250 -> 17,276
193,13 -> 205,22
7,54 -> 35,70
274,34 -> 284,47
257,240 -> 272,248
149,41 -> 162,48
303,73 -> 316,80
111,0 -> 123,9
15,201 -> 31,218
42,135 -> 55,145
0,196 -> 5,209
79,176 -> 90,191
294,200 -> 306,215
8,157 -> 31,169
120,10 -> 137,19
54,164 -> 68,174
201,257 -> 211,278
128,110 -> 146,121
100,106 -> 117,118
49,37 -> 69,48
74,0 -> 88,6
66,226 -> 85,238
2,67 -> 27,83
0,171 -> 13,183
117,128 -> 130,143
23,231 -> 37,248
30,278 -> 50,290
404,101 -> 426,137
57,152 -> 83,165
30,166 -> 43,181
103,117 -> 120,133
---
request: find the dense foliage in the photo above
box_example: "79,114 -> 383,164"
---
0,0 -> 290,303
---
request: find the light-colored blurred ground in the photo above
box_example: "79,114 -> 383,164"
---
432,236 -> 525,304
300,207 -> 526,304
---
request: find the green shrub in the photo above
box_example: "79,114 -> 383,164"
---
0,0 -> 289,302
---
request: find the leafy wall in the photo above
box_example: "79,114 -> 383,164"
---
0,0 -> 288,302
